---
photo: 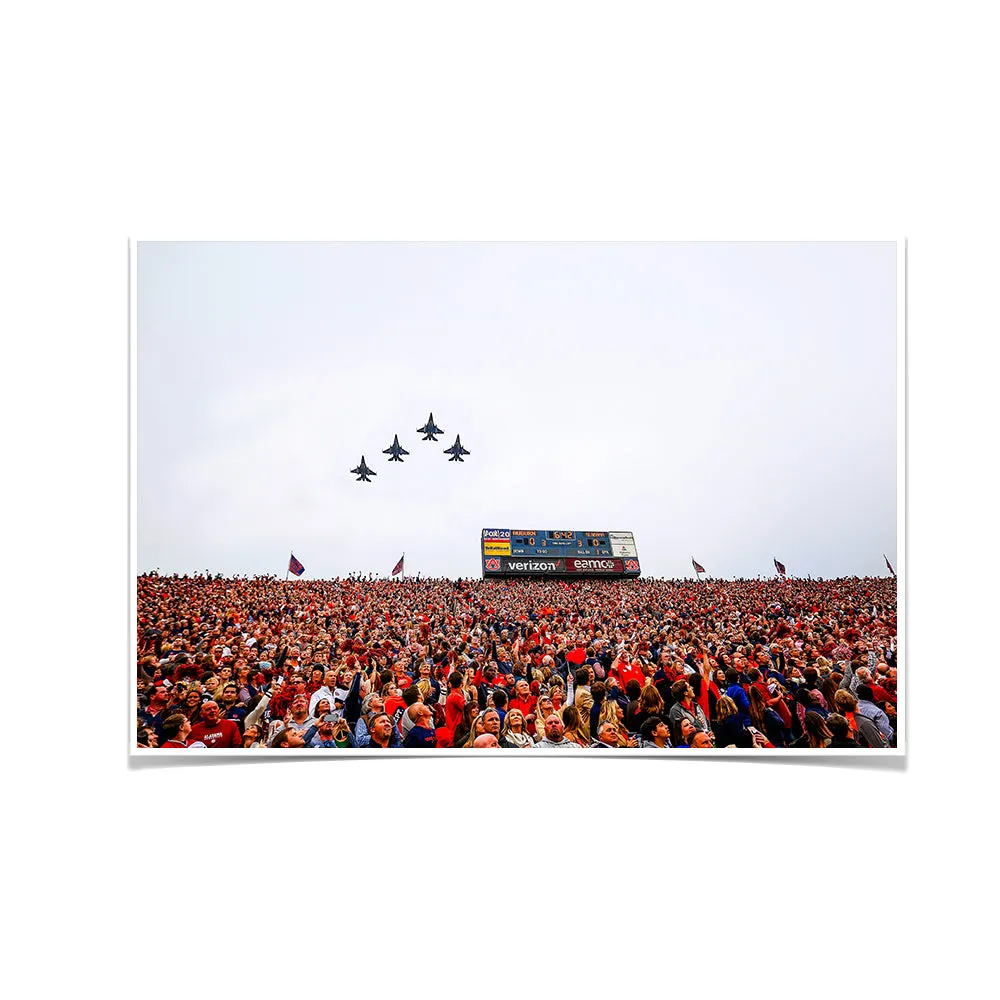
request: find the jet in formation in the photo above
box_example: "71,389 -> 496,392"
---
417,412 -> 444,441
351,417 -> 470,481
382,434 -> 410,462
444,435 -> 471,462
350,456 -> 377,482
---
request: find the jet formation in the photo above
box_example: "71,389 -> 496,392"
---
350,413 -> 470,482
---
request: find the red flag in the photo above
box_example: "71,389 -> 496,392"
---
566,646 -> 587,666
692,558 -> 706,574
391,554 -> 404,576
774,558 -> 786,576
884,554 -> 896,577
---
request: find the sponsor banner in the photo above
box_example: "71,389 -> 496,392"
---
498,557 -> 565,574
482,528 -> 511,541
608,532 -> 635,543
611,542 -> 637,557
566,558 -> 624,573
483,541 -> 511,555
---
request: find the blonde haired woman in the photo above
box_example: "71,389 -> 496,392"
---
499,708 -> 534,748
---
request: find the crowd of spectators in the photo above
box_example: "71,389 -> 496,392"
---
136,572 -> 898,750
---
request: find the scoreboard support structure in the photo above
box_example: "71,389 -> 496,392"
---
481,529 -> 640,578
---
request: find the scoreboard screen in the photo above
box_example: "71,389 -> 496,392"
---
481,529 -> 640,577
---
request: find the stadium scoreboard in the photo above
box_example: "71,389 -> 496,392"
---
481,529 -> 640,577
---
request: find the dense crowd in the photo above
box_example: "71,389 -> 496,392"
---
136,573 -> 898,750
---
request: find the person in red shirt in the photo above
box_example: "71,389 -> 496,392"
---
382,684 -> 406,721
508,678 -> 537,718
444,671 -> 467,731
187,701 -> 242,748
612,650 -> 645,691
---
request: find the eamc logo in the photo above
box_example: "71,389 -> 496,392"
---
484,558 -> 501,572
625,559 -> 639,571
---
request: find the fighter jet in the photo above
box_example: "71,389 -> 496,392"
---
444,435 -> 471,462
350,456 -> 377,482
382,434 -> 410,462
416,412 -> 444,441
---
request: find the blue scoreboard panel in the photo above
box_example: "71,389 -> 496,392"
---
481,529 -> 640,577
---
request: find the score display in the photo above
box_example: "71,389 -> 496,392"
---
481,529 -> 640,577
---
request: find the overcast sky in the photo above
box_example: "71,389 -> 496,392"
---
137,242 -> 897,580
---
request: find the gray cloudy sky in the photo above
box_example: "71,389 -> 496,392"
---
137,242 -> 897,580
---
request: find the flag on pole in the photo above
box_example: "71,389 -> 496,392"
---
774,558 -> 786,576
692,558 -> 706,574
391,554 -> 404,577
288,553 -> 305,577
884,554 -> 896,577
